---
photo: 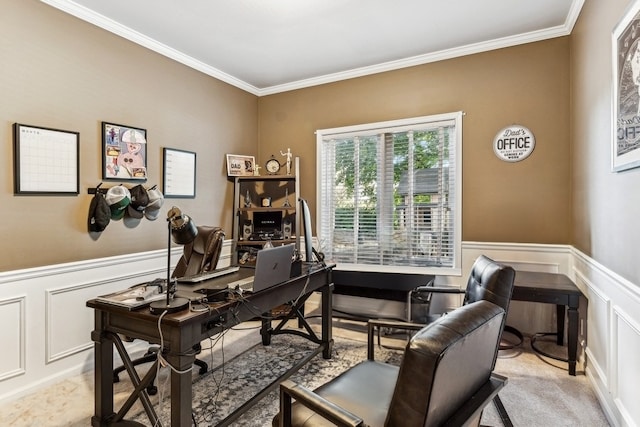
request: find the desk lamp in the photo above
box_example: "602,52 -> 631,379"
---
149,206 -> 197,314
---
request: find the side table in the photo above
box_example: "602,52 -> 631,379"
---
512,271 -> 583,376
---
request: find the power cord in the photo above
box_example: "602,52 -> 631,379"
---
312,247 -> 326,267
292,272 -> 312,308
194,327 -> 228,425
149,310 -> 196,427
227,288 -> 279,321
147,305 -> 262,426
155,310 -> 195,374
190,301 -> 211,313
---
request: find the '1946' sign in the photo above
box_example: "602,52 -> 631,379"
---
493,125 -> 535,162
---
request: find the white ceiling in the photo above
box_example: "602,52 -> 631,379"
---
41,0 -> 584,96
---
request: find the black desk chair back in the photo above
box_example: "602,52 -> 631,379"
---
274,300 -> 507,427
172,225 -> 225,278
113,226 -> 225,394
463,255 -> 515,327
410,254 -> 516,425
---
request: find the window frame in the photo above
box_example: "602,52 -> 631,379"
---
315,111 -> 463,276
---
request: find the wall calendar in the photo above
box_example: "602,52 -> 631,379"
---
13,123 -> 79,195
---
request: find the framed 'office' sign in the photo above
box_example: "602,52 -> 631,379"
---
493,124 -> 535,162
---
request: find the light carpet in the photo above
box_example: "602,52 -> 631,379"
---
132,333 -> 609,426
483,339 -> 609,426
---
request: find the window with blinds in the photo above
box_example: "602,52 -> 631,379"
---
316,112 -> 462,275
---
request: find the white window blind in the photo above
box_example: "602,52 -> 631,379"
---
316,112 -> 462,275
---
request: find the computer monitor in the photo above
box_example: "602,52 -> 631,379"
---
253,211 -> 282,235
299,198 -> 314,262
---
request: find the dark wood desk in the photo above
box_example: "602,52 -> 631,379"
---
512,271 -> 582,375
87,263 -> 334,426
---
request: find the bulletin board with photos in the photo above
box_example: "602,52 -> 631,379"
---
102,122 -> 148,181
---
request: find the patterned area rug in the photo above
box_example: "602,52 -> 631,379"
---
133,333 -> 402,426
130,331 -> 610,427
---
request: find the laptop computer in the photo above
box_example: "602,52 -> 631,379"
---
227,244 -> 295,293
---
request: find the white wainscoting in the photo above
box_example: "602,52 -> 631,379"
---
572,249 -> 640,427
0,296 -> 25,382
0,241 -> 638,427
0,243 -> 234,405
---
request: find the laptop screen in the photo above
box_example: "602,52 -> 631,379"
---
253,211 -> 282,233
251,243 -> 295,292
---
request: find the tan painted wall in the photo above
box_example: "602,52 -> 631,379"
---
571,0 -> 640,286
1,1 -> 574,273
258,38 -> 571,245
0,0 -> 257,271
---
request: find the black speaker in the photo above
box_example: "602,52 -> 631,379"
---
282,219 -> 292,239
242,220 -> 252,240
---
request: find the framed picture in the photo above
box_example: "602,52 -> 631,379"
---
13,123 -> 79,195
102,122 -> 147,181
226,154 -> 255,177
613,1 -> 640,172
163,148 -> 196,198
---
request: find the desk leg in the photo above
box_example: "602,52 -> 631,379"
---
261,316 -> 272,345
556,305 -> 565,346
91,311 -> 114,427
321,283 -> 334,359
567,297 -> 580,376
167,352 -> 195,426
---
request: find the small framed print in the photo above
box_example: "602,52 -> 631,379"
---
13,123 -> 79,195
102,122 -> 148,181
163,148 -> 196,198
226,154 -> 255,177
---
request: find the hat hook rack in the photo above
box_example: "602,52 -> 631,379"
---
87,183 -> 157,195
88,183 -> 108,195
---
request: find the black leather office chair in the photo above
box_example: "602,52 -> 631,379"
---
414,255 -> 515,326
171,225 -> 225,279
113,226 -> 225,394
274,300 -> 508,427
371,255 -> 516,425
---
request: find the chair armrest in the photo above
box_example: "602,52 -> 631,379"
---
279,379 -> 364,427
414,285 -> 465,294
367,319 -> 425,360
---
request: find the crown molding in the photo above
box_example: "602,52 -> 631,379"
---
258,22 -> 576,96
39,0 -> 262,95
40,0 -> 583,97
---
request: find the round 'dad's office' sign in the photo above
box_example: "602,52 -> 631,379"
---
493,124 -> 535,162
